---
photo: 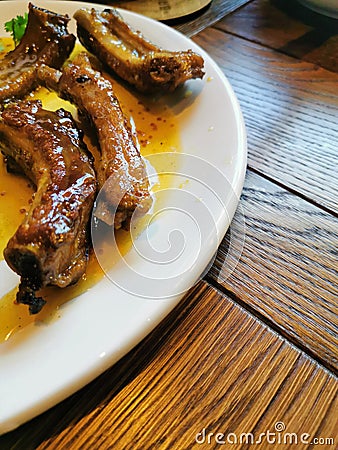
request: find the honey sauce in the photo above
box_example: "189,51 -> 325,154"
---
0,40 -> 182,342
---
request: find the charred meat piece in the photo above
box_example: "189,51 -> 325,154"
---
0,3 -> 75,104
38,53 -> 151,229
74,7 -> 204,93
0,100 -> 97,314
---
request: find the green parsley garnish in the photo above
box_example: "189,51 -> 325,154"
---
4,13 -> 28,46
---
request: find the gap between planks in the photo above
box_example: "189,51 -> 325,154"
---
247,166 -> 338,219
204,274 -> 337,376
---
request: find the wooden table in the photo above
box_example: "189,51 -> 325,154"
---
1,0 -> 337,448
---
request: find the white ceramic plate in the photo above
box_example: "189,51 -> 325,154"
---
0,0 -> 246,434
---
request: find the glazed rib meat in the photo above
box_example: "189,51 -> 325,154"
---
0,100 -> 97,314
38,53 -> 151,229
74,7 -> 204,93
0,3 -> 75,104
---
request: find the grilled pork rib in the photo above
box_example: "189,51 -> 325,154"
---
0,100 -> 97,314
38,53 -> 151,229
74,8 -> 204,93
0,3 -> 75,104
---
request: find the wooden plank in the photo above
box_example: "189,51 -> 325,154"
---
209,171 -> 338,371
0,282 -> 336,449
214,0 -> 338,72
216,0 -> 313,49
193,29 -> 338,213
172,0 -> 253,37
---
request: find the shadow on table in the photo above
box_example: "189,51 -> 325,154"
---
272,0 -> 338,31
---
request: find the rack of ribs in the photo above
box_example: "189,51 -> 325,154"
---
0,100 -> 97,313
74,7 -> 204,93
38,52 -> 152,229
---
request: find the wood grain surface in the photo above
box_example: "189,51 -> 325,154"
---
112,0 -> 212,21
0,282 -> 337,449
215,0 -> 338,72
209,171 -> 338,372
1,1 -> 337,447
193,29 -> 338,214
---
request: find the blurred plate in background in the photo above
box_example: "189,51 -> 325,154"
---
112,0 -> 212,20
